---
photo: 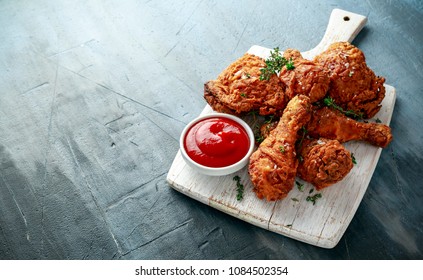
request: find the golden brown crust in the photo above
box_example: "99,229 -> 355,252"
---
259,118 -> 279,140
248,95 -> 311,201
307,106 -> 393,148
203,44 -> 392,200
313,42 -> 385,119
204,53 -> 287,116
279,49 -> 330,103
204,81 -> 239,115
297,138 -> 353,190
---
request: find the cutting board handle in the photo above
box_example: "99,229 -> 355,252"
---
301,9 -> 367,59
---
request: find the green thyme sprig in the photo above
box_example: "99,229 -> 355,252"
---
264,114 -> 275,125
323,97 -> 364,120
351,153 -> 357,164
252,115 -> 277,144
295,181 -> 305,192
260,47 -> 295,81
233,175 -> 245,201
253,122 -> 265,144
306,193 -> 322,205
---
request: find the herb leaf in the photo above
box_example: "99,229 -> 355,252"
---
295,181 -> 304,192
254,124 -> 265,144
285,58 -> 295,70
351,153 -> 357,164
259,47 -> 295,81
233,175 -> 245,201
306,193 -> 322,205
323,97 -> 364,120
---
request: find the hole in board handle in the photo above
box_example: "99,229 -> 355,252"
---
343,16 -> 350,21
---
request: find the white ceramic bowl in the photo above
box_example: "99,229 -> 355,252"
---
180,113 -> 255,176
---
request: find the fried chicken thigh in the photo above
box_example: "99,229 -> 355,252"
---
297,138 -> 353,190
249,95 -> 311,201
204,49 -> 330,117
204,53 -> 287,116
314,42 -> 386,118
307,106 -> 393,148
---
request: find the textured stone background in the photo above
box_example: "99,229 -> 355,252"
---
0,0 -> 422,259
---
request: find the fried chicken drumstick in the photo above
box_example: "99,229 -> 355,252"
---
260,106 -> 392,148
307,106 -> 393,148
248,95 -> 311,201
256,103 -> 391,190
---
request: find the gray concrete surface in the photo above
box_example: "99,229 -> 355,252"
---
0,0 -> 422,259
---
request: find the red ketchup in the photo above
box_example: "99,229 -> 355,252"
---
184,117 -> 250,168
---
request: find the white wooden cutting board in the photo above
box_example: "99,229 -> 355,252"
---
166,9 -> 396,248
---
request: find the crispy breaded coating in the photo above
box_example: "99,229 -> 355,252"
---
204,53 -> 287,116
258,119 -> 354,190
203,43 -> 392,200
307,106 -> 393,148
314,42 -> 385,118
248,95 -> 311,201
279,49 -> 330,103
259,118 -> 278,141
297,138 -> 353,190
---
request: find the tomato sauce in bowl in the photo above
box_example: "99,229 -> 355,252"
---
184,117 -> 250,167
180,113 -> 255,176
